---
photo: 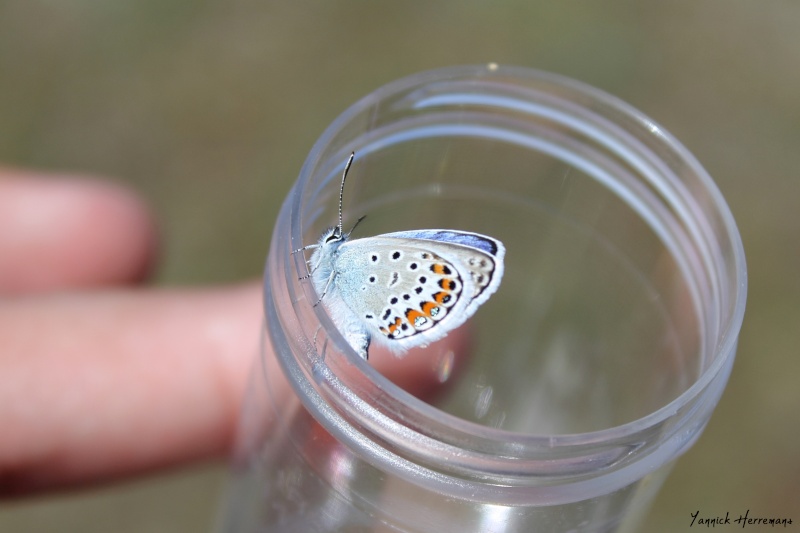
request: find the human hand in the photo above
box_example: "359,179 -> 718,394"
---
0,169 -> 467,496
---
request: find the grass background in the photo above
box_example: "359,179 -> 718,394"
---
1,1 -> 798,530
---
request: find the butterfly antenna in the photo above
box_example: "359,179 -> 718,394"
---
337,152 -> 355,236
346,215 -> 367,237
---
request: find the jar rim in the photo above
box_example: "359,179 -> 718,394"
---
269,64 -> 747,502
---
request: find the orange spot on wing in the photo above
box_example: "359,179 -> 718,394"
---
421,301 -> 438,316
431,263 -> 452,275
387,317 -> 402,333
405,309 -> 424,324
438,278 -> 457,291
433,291 -> 451,304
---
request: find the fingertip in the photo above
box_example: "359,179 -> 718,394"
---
0,170 -> 158,293
0,282 -> 262,494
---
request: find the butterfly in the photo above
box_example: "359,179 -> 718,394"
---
296,152 -> 505,360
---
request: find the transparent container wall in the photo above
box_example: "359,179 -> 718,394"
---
305,139 -> 698,434
218,66 -> 746,533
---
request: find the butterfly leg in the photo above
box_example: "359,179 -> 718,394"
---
306,253 -> 325,277
291,243 -> 319,254
296,246 -> 322,281
312,324 -> 323,348
313,270 -> 336,307
319,337 -> 329,362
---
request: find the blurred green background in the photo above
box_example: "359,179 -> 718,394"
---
1,1 -> 798,531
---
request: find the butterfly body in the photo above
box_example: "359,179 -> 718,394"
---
300,154 -> 505,360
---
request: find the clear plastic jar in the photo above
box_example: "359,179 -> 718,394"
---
217,65 -> 746,532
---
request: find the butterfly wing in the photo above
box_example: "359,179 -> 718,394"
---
381,230 -> 505,315
334,230 -> 504,354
